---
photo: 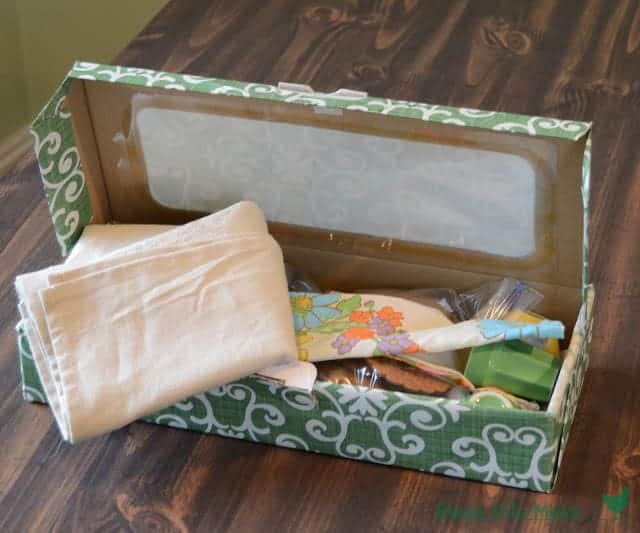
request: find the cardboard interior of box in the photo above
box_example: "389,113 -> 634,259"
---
64,78 -> 586,410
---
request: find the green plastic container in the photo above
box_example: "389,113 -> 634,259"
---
464,340 -> 561,402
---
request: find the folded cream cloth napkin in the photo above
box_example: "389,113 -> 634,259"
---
16,201 -> 299,443
66,223 -> 317,393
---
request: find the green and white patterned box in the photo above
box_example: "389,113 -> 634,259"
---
19,62 -> 594,492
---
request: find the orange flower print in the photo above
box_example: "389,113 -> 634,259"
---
403,342 -> 420,354
343,327 -> 375,340
377,306 -> 403,327
350,310 -> 373,324
332,327 -> 374,354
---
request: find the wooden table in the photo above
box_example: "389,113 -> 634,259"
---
1,1 -> 639,531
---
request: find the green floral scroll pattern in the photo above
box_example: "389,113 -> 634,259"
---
16,323 -> 47,403
31,78 -> 92,255
70,61 -> 590,142
144,382 -> 558,491
17,322 -> 558,491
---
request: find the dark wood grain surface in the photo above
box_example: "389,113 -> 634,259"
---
2,1 -> 639,531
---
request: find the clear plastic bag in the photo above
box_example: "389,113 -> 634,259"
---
359,288 -> 471,323
356,278 -> 542,324
285,263 -> 321,292
464,278 -> 543,320
285,262 -> 543,323
315,357 -> 470,399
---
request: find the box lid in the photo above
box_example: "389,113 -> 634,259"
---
31,61 -> 591,300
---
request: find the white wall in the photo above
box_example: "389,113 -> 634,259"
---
0,0 -> 166,141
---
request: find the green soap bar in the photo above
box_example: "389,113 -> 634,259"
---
464,340 -> 561,402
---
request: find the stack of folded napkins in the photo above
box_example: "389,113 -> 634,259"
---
16,202 -> 305,443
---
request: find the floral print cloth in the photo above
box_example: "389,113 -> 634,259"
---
290,292 -> 455,363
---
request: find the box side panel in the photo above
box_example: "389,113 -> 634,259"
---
552,286 -> 594,482
69,62 -> 591,142
19,322 -> 558,492
582,134 -> 592,289
66,80 -> 111,224
30,77 -> 93,255
145,383 -> 559,492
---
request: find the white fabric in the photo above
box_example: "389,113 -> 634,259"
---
65,223 -> 317,392
16,201 -> 298,442
65,224 -> 176,264
16,224 -> 178,435
254,360 -> 317,390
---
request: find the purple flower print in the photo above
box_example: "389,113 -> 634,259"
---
377,333 -> 415,355
368,316 -> 395,336
332,334 -> 359,354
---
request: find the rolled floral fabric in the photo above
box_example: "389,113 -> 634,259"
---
289,291 -> 472,387
290,292 -> 455,362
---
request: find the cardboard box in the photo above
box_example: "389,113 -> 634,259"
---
18,61 -> 594,491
